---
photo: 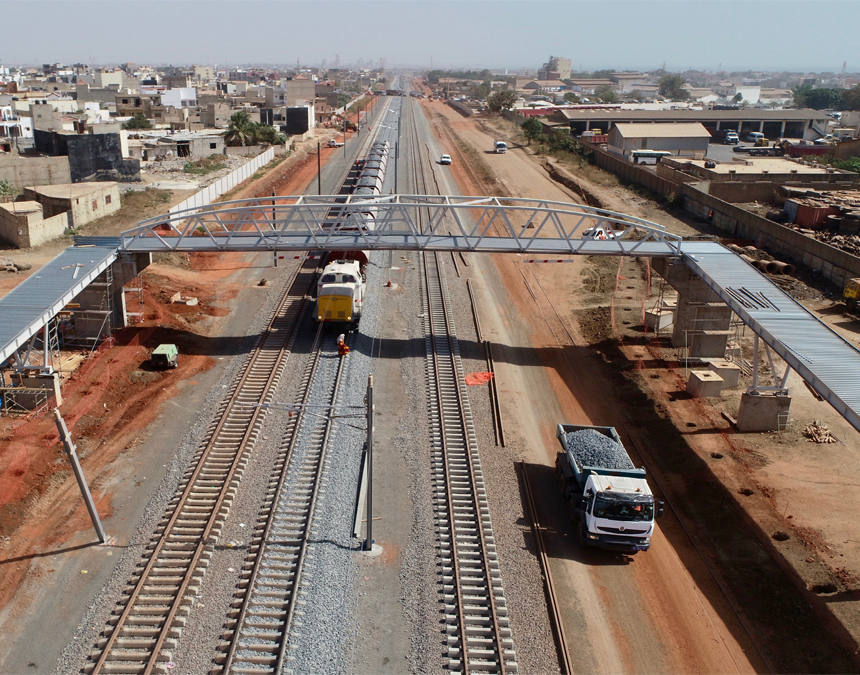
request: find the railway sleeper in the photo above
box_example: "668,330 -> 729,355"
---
88,648 -> 174,662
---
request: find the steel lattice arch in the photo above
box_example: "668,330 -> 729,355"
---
117,194 -> 685,256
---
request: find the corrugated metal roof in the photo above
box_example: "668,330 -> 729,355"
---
612,123 -> 713,138
0,245 -> 118,366
552,108 -> 827,121
684,242 -> 860,432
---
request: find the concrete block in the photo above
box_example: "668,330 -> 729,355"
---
707,360 -> 741,389
737,392 -> 792,432
686,370 -> 724,398
645,309 -> 673,331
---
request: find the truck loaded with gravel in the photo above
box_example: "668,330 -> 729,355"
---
555,423 -> 663,553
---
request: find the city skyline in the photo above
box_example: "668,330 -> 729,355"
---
2,0 -> 858,73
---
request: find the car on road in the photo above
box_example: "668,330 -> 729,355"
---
582,226 -> 616,240
439,154 -> 452,165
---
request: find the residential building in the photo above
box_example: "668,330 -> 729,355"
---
23,182 -> 121,227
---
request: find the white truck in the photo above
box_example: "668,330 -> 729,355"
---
556,423 -> 663,553
494,140 -> 507,154
327,139 -> 345,148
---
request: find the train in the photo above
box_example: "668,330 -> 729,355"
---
344,140 -> 390,230
315,140 -> 392,330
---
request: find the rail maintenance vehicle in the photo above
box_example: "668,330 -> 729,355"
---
315,253 -> 367,331
556,423 -> 663,553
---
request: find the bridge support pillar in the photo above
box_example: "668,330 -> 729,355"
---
652,259 -> 733,360
737,392 -> 792,432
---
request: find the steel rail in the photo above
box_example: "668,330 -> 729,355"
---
214,332 -> 349,674
517,462 -> 573,675
409,91 -> 515,674
86,261 -> 315,675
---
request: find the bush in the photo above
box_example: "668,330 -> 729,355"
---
833,157 -> 860,174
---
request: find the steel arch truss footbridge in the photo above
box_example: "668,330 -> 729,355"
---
118,194 -> 686,256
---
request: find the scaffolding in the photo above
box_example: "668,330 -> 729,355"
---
123,276 -> 145,325
65,265 -> 114,349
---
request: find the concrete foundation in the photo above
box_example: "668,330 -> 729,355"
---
737,392 -> 792,432
645,309 -> 674,331
1,373 -> 62,411
687,370 -> 724,397
652,259 -> 733,359
707,360 -> 742,389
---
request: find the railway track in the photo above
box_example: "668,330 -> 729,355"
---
423,251 -> 516,674
404,91 -> 517,674
212,332 -> 347,674
84,260 -> 317,675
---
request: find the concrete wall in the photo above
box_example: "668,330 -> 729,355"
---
587,143 -> 860,290
592,144 -> 680,198
24,183 -> 120,227
0,203 -> 69,248
65,134 -> 140,183
680,182 -> 860,288
0,154 -> 71,188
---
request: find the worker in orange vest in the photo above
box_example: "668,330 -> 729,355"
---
337,334 -> 350,356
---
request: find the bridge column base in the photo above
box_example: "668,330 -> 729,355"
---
737,392 -> 792,432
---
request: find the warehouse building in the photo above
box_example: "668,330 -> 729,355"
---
608,123 -> 712,159
547,108 -> 830,141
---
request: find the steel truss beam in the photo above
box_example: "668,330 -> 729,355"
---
118,195 -> 685,255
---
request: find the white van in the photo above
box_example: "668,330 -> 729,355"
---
494,140 -> 507,154
745,131 -> 765,143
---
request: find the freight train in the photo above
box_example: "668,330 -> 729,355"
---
344,140 -> 390,230
315,140 -> 389,329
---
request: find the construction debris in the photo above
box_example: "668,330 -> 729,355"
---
803,419 -> 837,444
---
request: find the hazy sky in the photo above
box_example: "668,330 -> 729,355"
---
3,0 -> 858,73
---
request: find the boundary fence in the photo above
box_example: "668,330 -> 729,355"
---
169,147 -> 275,215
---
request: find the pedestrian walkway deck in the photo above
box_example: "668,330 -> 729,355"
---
0,245 -> 118,366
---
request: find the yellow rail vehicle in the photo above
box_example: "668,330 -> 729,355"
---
315,259 -> 365,330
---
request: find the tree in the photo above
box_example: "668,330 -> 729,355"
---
487,90 -> 517,113
793,85 -> 845,110
224,111 -> 256,146
843,85 -> 860,111
473,80 -> 492,100
521,117 -> 543,145
594,85 -> 619,103
733,92 -> 744,102
122,113 -> 152,130
592,69 -> 614,80
658,74 -> 689,100
629,89 -> 645,102
563,91 -> 581,104
252,123 -> 287,145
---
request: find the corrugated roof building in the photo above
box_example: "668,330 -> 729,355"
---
608,122 -> 712,158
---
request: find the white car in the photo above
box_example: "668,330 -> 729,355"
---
439,154 -> 452,165
582,226 -> 616,240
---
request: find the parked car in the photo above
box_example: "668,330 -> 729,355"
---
439,154 -> 452,165
745,132 -> 765,143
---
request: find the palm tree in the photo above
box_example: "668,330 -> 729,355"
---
224,111 -> 255,146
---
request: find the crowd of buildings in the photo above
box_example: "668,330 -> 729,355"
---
0,61 -> 384,188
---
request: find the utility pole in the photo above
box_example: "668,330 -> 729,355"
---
317,140 -> 322,195
54,408 -> 106,543
272,190 -> 278,266
343,117 -> 347,158
365,375 -> 374,551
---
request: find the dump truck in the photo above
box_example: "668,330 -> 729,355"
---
151,344 -> 178,369
555,423 -> 663,553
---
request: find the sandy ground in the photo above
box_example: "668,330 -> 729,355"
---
424,96 -> 860,672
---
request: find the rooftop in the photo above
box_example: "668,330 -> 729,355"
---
0,201 -> 41,215
613,122 -> 712,138
28,182 -> 117,199
688,158 -> 831,174
552,108 -> 829,121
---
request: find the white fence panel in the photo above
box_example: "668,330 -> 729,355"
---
168,147 -> 276,215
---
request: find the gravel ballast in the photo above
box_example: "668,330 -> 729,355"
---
562,428 -> 634,470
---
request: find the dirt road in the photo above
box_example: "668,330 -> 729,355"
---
423,97 -> 859,673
